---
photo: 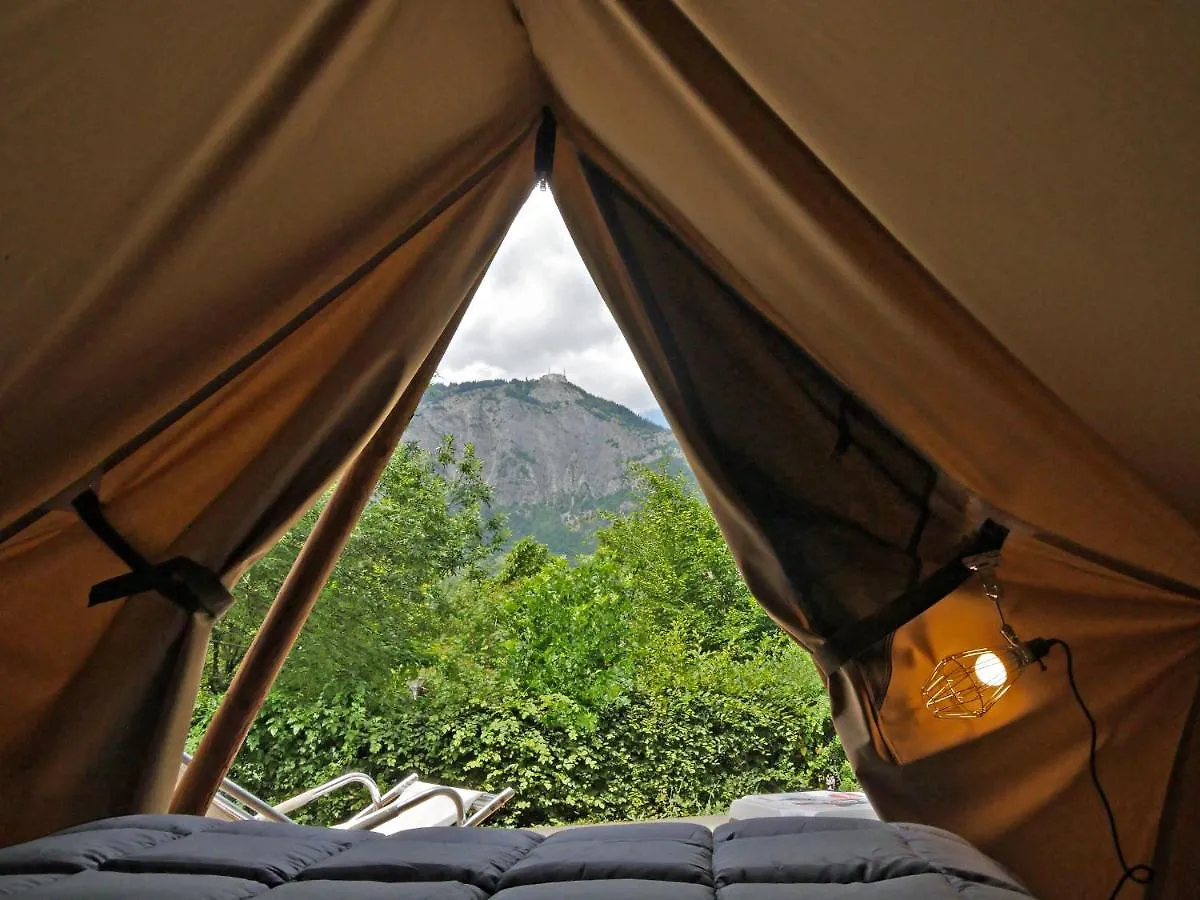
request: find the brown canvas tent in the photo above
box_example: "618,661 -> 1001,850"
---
0,2 -> 1197,897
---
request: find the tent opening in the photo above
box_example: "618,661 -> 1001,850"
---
183,185 -> 865,830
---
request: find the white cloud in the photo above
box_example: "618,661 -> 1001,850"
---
435,189 -> 660,416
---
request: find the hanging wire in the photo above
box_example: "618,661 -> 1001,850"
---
964,555 -> 1153,897
1045,639 -> 1155,899
961,553 -> 1154,896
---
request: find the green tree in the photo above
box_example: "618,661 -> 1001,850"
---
193,447 -> 855,828
205,436 -> 506,693
594,464 -> 780,653
497,536 -> 553,584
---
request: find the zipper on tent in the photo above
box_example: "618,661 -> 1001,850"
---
534,107 -> 556,189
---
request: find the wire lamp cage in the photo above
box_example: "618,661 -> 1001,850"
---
920,551 -> 1050,719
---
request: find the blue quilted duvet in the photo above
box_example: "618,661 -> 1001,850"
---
0,814 -> 1035,898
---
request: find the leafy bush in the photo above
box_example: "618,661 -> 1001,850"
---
206,437 -> 504,693
190,646 -> 850,827
191,459 -> 857,828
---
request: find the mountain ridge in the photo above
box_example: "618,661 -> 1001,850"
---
406,374 -> 689,556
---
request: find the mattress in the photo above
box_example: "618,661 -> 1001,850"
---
0,814 -> 1035,898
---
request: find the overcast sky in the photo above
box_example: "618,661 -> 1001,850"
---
435,188 -> 661,419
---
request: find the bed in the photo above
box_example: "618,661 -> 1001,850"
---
0,814 -> 1034,898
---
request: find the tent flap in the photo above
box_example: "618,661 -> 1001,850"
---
573,151 -> 1008,673
0,126 -> 537,845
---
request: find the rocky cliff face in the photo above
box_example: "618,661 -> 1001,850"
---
404,375 -> 688,556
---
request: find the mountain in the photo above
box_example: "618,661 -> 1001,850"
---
404,374 -> 691,556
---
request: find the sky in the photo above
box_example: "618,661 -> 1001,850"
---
434,188 -> 662,422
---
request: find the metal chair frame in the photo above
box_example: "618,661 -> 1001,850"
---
179,752 -> 514,830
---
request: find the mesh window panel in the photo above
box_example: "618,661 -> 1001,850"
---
580,156 -> 986,667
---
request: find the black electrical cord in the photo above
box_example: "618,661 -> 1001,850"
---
1044,638 -> 1155,899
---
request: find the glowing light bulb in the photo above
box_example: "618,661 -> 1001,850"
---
973,651 -> 1009,687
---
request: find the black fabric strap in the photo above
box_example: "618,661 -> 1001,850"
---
71,490 -> 230,616
815,518 -> 1010,673
71,490 -> 149,572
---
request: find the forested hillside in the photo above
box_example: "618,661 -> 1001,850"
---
405,375 -> 691,556
194,435 -> 853,828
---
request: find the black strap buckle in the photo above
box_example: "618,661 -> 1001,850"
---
71,489 -> 229,616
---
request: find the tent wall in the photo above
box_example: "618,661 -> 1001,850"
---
862,534 -> 1200,898
0,0 -> 538,533
516,0 -> 1200,583
525,2 -> 1200,895
0,0 -> 540,843
674,0 -> 1200,525
0,138 -> 535,844
1152,681 -> 1200,899
0,3 -> 1197,899
553,129 -> 1200,899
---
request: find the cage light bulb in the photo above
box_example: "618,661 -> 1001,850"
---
922,647 -> 1020,719
925,553 -> 1054,719
922,632 -> 1053,720
973,651 -> 1009,688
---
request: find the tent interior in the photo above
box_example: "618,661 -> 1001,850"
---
1,2 -> 1198,898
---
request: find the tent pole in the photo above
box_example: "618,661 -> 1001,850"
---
170,399 -> 413,816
